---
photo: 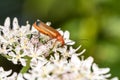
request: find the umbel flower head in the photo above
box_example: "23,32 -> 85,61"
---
0,17 -> 118,80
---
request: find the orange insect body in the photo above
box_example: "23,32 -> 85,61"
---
33,20 -> 64,46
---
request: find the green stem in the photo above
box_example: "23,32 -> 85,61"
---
20,58 -> 31,74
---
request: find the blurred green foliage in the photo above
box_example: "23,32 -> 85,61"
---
0,0 -> 120,78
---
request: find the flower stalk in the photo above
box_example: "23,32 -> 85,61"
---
20,57 -> 31,74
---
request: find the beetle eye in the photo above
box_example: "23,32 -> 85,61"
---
36,20 -> 40,26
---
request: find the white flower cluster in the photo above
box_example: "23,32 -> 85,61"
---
0,17 -> 118,80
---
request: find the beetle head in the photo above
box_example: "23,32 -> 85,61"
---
36,20 -> 41,26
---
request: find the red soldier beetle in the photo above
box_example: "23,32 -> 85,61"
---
33,20 -> 65,46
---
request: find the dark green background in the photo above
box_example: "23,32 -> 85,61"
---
0,0 -> 119,78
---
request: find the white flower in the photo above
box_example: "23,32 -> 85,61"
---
58,29 -> 75,45
57,45 -> 86,58
0,17 -> 118,80
17,73 -> 25,80
21,54 -> 118,80
24,43 -> 45,60
0,67 -> 17,80
12,18 -> 31,37
0,43 -> 12,54
0,17 -> 18,45
19,37 -> 30,50
92,63 -> 111,79
8,46 -> 26,66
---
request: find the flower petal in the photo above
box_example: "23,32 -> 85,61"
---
13,17 -> 19,30
4,17 -> 10,28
